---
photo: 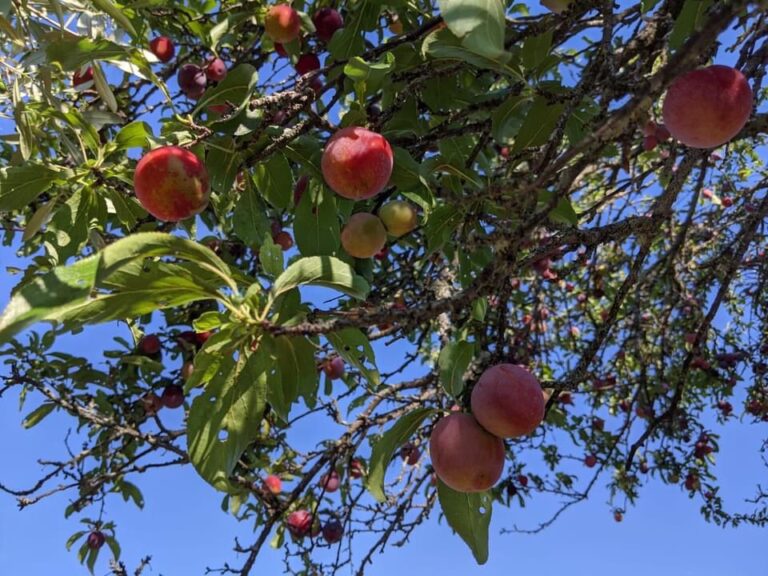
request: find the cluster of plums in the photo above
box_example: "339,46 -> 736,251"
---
135,330 -> 210,415
268,456 -> 367,544
429,364 -> 546,493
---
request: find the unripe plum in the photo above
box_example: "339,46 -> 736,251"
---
205,57 -> 227,82
321,127 -> 393,200
429,412 -> 505,493
470,364 -> 545,438
312,8 -> 344,43
341,213 -> 387,259
149,36 -> 175,62
379,201 -> 418,238
177,63 -> 207,99
662,65 -> 753,149
134,146 -> 211,222
161,384 -> 185,409
265,4 -> 301,44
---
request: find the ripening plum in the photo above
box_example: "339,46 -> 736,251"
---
205,57 -> 227,82
662,65 -> 753,149
286,510 -> 313,538
322,519 -> 344,543
87,531 -> 105,550
150,36 -> 175,62
340,213 -> 387,259
73,66 -> 94,87
133,146 -> 211,222
470,364 -> 545,438
161,384 -> 185,409
264,474 -> 282,495
321,127 -> 393,200
429,412 -> 505,493
264,4 -> 301,44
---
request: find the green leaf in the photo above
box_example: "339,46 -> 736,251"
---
424,204 -> 463,253
294,185 -> 340,256
438,0 -> 506,60
548,197 -> 578,226
328,1 -> 380,60
45,37 -> 128,70
326,328 -> 380,386
437,480 -> 493,564
187,346 -> 269,493
521,29 -> 553,71
206,138 -> 241,194
365,408 -> 434,502
105,535 -> 121,561
490,95 -> 530,143
233,179 -> 271,246
254,152 -> 292,211
22,402 -> 56,428
438,340 -> 474,398
275,335 -> 318,409
194,64 -> 258,114
669,0 -> 714,50
271,256 -> 370,300
114,121 -> 152,150
259,237 -> 284,277
511,96 -> 564,153
66,531 -> 87,551
0,165 -> 62,212
0,233 -> 232,344
422,29 -> 517,77
90,0 -> 138,37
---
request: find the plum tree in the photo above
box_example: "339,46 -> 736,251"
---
662,65 -> 753,149
340,213 -> 387,259
379,201 -> 418,238
471,364 -> 545,438
321,127 -> 393,200
264,4 -> 301,44
3,1 -> 768,574
429,413 -> 505,493
149,36 -> 175,62
312,8 -> 343,43
133,146 -> 211,222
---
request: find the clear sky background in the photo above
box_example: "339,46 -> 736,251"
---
2,1 -> 768,574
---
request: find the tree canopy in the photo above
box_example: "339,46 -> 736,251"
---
1,0 -> 767,574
